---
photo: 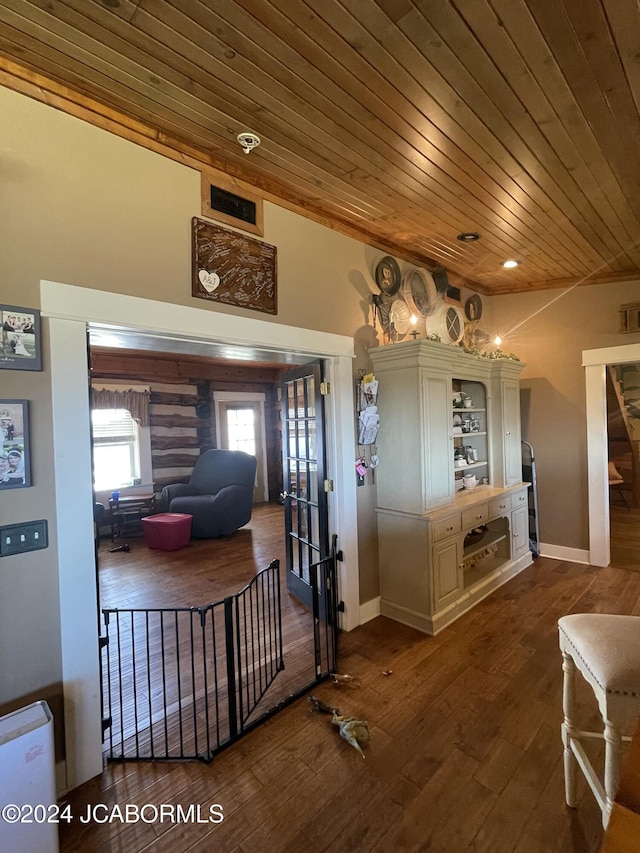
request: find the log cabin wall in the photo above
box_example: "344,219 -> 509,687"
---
90,348 -> 288,500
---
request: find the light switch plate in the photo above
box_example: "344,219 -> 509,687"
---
0,520 -> 48,556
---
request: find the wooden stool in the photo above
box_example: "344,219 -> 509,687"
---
559,614 -> 640,827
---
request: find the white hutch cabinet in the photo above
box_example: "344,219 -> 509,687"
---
369,339 -> 532,635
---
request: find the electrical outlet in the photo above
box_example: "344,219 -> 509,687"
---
0,520 -> 48,556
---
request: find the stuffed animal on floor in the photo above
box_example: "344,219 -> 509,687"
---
331,712 -> 370,759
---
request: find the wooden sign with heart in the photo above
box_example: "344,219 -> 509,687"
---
192,217 -> 277,314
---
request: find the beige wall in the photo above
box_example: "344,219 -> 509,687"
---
490,281 -> 640,551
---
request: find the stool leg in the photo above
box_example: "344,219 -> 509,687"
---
603,717 -> 622,828
561,650 -> 578,808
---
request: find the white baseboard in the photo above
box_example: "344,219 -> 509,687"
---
359,596 -> 380,624
538,543 -> 590,565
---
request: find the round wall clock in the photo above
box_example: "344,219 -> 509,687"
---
401,268 -> 438,318
464,294 -> 483,321
375,256 -> 401,296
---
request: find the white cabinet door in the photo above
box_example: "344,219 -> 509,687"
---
433,537 -> 462,608
511,505 -> 529,558
502,379 -> 522,486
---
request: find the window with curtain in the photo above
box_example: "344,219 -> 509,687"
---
91,408 -> 141,490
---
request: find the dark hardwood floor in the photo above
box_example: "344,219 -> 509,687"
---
98,502 -> 289,609
60,546 -> 640,852
610,502 -> 640,573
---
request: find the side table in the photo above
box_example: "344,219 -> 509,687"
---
108,494 -> 156,540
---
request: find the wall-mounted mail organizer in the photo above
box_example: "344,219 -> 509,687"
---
355,371 -> 380,485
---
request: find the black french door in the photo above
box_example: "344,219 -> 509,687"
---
280,361 -> 329,608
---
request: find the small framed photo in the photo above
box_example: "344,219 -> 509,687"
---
0,400 -> 31,489
0,305 -> 42,371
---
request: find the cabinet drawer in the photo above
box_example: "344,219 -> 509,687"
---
489,497 -> 510,519
511,489 -> 528,510
462,504 -> 489,529
433,515 -> 461,542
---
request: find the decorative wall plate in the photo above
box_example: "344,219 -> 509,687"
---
375,256 -> 401,295
444,305 -> 465,343
389,299 -> 412,337
465,294 -> 483,321
401,268 -> 438,317
427,304 -> 465,343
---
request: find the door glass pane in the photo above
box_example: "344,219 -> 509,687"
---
306,420 -> 317,460
225,407 -> 256,455
301,544 -> 310,583
296,379 -> 306,414
310,506 -> 319,546
295,419 -> 305,462
288,420 -> 297,459
299,503 -> 309,541
290,536 -> 300,576
305,376 -> 316,417
291,499 -> 298,537
298,464 -> 307,500
308,462 -> 318,502
287,381 -> 295,417
288,459 -> 297,493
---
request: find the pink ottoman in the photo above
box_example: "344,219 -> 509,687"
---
142,513 -> 192,551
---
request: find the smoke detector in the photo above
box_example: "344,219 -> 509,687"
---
237,132 -> 261,154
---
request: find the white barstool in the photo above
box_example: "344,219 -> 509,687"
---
558,614 -> 640,827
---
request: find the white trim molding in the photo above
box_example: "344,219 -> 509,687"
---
359,597 -> 381,624
538,543 -> 590,565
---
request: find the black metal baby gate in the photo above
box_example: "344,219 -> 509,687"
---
100,551 -> 339,762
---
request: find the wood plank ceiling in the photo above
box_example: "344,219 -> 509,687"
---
1,0 -> 640,295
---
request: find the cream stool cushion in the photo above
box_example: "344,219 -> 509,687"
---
558,614 -> 640,828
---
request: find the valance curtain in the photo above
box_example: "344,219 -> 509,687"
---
91,388 -> 150,428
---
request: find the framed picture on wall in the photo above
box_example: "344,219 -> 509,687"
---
0,305 -> 42,371
0,400 -> 31,489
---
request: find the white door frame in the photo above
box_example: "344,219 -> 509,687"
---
41,280 -> 359,791
583,342 -> 640,566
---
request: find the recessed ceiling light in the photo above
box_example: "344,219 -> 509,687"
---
457,232 -> 480,242
502,260 -> 519,269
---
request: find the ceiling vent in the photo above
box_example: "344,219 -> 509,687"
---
200,172 -> 264,237
210,185 -> 256,226
619,302 -> 640,333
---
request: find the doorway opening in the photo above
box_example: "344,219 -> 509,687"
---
45,279 -> 359,788
584,342 -> 640,567
606,363 -> 640,572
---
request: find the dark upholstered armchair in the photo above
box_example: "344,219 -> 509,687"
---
161,449 -> 257,538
